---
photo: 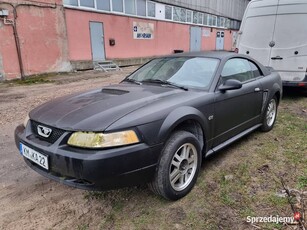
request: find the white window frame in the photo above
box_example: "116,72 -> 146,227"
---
193,11 -> 198,24
180,8 -> 186,22
173,6 -> 181,22
186,10 -> 192,23
147,1 -> 156,18
226,18 -> 230,28
136,0 -> 146,16
79,0 -> 95,9
198,12 -> 203,25
111,0 -> 124,13
165,5 -> 173,20
96,0 -> 112,11
221,17 -> 226,28
124,0 -> 136,15
212,15 -> 217,27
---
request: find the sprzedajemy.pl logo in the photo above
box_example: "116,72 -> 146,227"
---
247,212 -> 302,224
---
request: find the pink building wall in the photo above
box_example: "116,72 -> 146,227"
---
65,9 -> 236,62
0,0 -> 70,80
0,2 -> 237,80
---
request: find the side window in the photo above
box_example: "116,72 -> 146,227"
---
221,58 -> 253,83
249,61 -> 262,78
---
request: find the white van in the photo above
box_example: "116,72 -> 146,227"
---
236,0 -> 307,88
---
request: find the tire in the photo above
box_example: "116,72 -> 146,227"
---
149,131 -> 202,200
261,96 -> 278,132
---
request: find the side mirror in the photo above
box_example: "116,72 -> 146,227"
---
218,79 -> 242,92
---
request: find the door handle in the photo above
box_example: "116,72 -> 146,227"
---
254,87 -> 260,92
271,56 -> 283,60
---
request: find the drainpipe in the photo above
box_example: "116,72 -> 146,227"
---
0,1 -> 56,80
12,16 -> 25,80
0,2 -> 24,79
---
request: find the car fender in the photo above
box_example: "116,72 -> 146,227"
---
157,106 -> 210,144
271,81 -> 282,101
260,72 -> 282,106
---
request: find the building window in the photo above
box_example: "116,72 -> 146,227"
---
165,5 -> 172,20
147,1 -> 155,17
112,0 -> 123,12
217,17 -> 221,27
125,0 -> 136,14
63,0 -> 78,6
236,21 -> 241,30
208,15 -> 212,26
80,0 -> 94,8
218,17 -> 225,27
97,0 -> 110,10
226,18 -> 230,28
235,20 -> 238,29
173,7 -> 180,21
180,8 -> 186,22
193,11 -> 198,24
137,0 -> 146,16
198,12 -> 203,24
186,10 -> 192,23
203,13 -> 208,25
212,15 -> 217,26
230,20 -> 234,29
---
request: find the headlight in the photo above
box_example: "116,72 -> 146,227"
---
67,130 -> 140,148
23,114 -> 30,127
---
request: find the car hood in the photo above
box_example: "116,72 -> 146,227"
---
30,83 -> 183,131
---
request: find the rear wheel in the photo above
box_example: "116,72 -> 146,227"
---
261,96 -> 278,132
149,131 -> 201,200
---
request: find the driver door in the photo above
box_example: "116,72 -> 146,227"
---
212,58 -> 263,147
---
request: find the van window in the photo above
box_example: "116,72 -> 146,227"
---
221,58 -> 253,82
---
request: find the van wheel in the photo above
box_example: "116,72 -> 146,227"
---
261,96 -> 278,132
149,131 -> 201,200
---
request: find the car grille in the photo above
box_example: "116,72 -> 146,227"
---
31,120 -> 66,144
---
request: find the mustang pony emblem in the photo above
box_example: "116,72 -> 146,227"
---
37,125 -> 52,138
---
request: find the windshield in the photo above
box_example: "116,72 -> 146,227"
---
127,57 -> 219,90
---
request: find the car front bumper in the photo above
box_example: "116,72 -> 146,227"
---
15,124 -> 163,190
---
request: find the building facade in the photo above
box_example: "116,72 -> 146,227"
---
0,0 -> 249,80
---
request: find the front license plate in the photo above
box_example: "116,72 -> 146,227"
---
20,143 -> 49,170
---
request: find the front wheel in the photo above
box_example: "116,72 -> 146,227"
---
261,96 -> 278,132
149,131 -> 201,200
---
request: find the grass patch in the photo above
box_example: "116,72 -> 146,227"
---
77,224 -> 89,230
266,193 -> 289,208
7,77 -> 54,85
2,72 -> 73,86
297,176 -> 307,189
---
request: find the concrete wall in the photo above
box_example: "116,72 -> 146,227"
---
65,9 -> 236,62
0,0 -> 71,79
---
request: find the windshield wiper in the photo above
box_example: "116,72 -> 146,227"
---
142,79 -> 188,91
122,78 -> 142,85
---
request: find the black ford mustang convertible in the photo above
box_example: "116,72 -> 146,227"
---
15,52 -> 282,200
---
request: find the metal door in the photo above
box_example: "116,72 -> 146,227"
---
190,27 -> 201,52
216,31 -> 224,50
90,22 -> 105,61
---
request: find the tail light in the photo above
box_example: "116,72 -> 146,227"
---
298,83 -> 306,87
